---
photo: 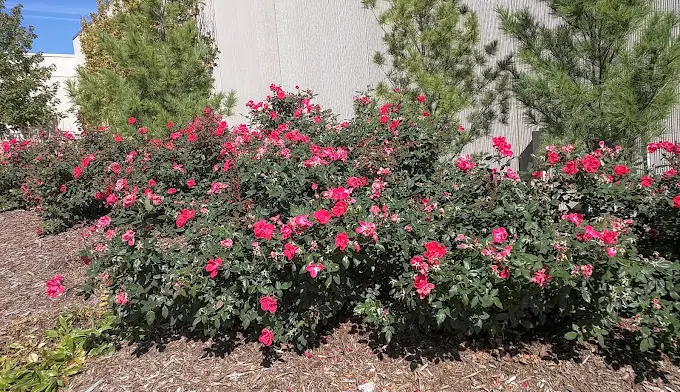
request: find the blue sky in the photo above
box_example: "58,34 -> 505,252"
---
7,0 -> 97,54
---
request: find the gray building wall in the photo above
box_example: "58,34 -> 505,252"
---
201,0 -> 384,122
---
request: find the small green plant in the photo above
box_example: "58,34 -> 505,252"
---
0,311 -> 114,392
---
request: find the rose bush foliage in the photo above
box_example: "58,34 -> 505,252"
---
2,85 -> 680,355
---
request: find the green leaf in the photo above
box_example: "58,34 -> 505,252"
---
640,338 -> 649,352
145,311 -> 156,325
564,331 -> 578,340
436,310 -> 446,325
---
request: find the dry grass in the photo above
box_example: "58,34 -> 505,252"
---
0,210 -> 679,392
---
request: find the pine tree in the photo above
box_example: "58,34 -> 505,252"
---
499,0 -> 680,156
68,0 -> 235,134
0,0 -> 59,138
362,0 -> 510,153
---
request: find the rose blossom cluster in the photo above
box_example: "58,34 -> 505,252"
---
410,242 -> 447,299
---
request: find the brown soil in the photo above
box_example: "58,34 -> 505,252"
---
0,210 -> 678,392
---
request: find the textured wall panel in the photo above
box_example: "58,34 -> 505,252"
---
202,0 -> 680,157
202,0 -> 281,122
274,0 -> 385,120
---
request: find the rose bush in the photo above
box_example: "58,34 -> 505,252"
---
2,85 -> 679,355
0,138 -> 37,211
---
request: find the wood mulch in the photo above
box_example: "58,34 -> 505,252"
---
1,209 -> 679,392
0,210 -> 96,351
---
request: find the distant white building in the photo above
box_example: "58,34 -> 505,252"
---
41,53 -> 79,133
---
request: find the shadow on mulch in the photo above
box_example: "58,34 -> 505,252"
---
125,315 -> 349,368
346,321 -> 678,385
113,311 -> 678,387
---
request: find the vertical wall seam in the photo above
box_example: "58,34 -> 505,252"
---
273,0 -> 283,85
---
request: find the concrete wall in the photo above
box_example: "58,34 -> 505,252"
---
201,0 -> 384,122
201,0 -> 680,168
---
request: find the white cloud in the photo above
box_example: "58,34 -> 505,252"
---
22,13 -> 81,22
6,1 -> 92,16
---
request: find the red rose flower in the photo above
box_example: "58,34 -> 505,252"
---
492,136 -> 513,157
562,160 -> 578,175
259,328 -> 274,347
581,264 -> 593,278
114,292 -> 128,305
73,166 -> 83,179
176,209 -> 196,228
456,155 -> 475,172
260,296 -> 278,313
614,165 -> 630,176
313,209 -> 331,224
186,178 -> 196,188
674,195 -> 680,208
335,232 -> 349,251
413,273 -> 435,299
121,230 -> 135,246
491,227 -> 508,244
128,117 -> 136,125
283,243 -> 299,261
561,213 -> 583,227
347,177 -> 368,188
581,154 -> 601,173
253,220 -> 275,240
329,187 -> 351,202
531,267 -> 552,288
423,241 -> 447,263
105,193 -> 118,205
45,275 -> 65,298
205,257 -> 223,278
600,229 -> 619,245
305,263 -> 324,278
531,171 -> 545,179
497,267 -> 510,279
331,201 -> 347,217
640,176 -> 653,188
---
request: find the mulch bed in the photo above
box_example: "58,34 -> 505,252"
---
0,210 -> 95,351
1,210 -> 679,392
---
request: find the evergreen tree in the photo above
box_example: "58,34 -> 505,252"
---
499,0 -> 680,156
362,0 -> 510,153
0,0 -> 59,138
68,0 -> 235,134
